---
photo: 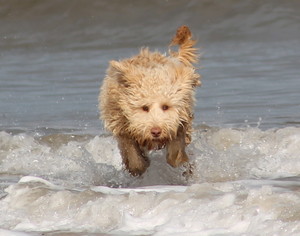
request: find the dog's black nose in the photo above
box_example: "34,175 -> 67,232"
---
151,127 -> 162,138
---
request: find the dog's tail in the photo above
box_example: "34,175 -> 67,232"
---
169,25 -> 198,67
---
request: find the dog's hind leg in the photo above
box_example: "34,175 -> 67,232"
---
166,126 -> 189,168
117,135 -> 150,176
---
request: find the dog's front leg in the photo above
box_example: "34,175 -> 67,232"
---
116,135 -> 150,176
166,126 -> 189,168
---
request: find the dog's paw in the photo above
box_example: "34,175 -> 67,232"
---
126,154 -> 150,177
182,162 -> 194,180
166,148 -> 189,168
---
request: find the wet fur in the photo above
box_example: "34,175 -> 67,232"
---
99,26 -> 201,176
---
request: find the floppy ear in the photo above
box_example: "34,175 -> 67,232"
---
175,66 -> 201,88
108,60 -> 130,87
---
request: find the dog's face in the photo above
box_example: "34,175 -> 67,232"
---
123,88 -> 181,148
108,53 -> 200,148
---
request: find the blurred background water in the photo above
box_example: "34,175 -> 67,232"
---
1,0 -> 299,132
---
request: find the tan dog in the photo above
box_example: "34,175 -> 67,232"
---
99,26 -> 201,176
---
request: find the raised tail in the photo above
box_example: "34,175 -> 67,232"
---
169,25 -> 198,67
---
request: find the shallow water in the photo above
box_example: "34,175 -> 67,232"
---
1,0 -> 300,235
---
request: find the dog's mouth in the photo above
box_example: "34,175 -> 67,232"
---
140,137 -> 168,150
152,136 -> 168,143
152,137 -> 163,142
151,140 -> 166,150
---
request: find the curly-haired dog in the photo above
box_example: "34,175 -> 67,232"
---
99,26 -> 201,176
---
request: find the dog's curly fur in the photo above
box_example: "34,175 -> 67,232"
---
99,26 -> 201,176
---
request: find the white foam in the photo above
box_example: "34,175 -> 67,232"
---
18,176 -> 63,190
189,126 -> 300,182
1,127 -> 300,187
85,135 -> 123,170
91,185 -> 187,195
1,177 -> 300,235
1,127 -> 300,235
0,229 -> 33,236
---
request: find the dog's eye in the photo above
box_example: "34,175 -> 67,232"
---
162,105 -> 169,111
142,105 -> 149,112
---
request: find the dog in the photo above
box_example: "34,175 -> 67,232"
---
99,25 -> 201,176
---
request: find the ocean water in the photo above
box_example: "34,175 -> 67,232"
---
1,0 -> 300,235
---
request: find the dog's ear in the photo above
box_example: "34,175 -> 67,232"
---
108,60 -> 131,87
175,66 -> 201,88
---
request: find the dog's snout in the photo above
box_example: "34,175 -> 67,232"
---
151,127 -> 162,138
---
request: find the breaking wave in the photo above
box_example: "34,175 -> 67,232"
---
1,127 -> 300,235
1,126 -> 300,189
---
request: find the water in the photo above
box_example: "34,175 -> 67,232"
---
1,0 -> 300,235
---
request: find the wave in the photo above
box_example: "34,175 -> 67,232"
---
1,167 -> 300,235
1,126 -> 300,189
1,126 -> 300,235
